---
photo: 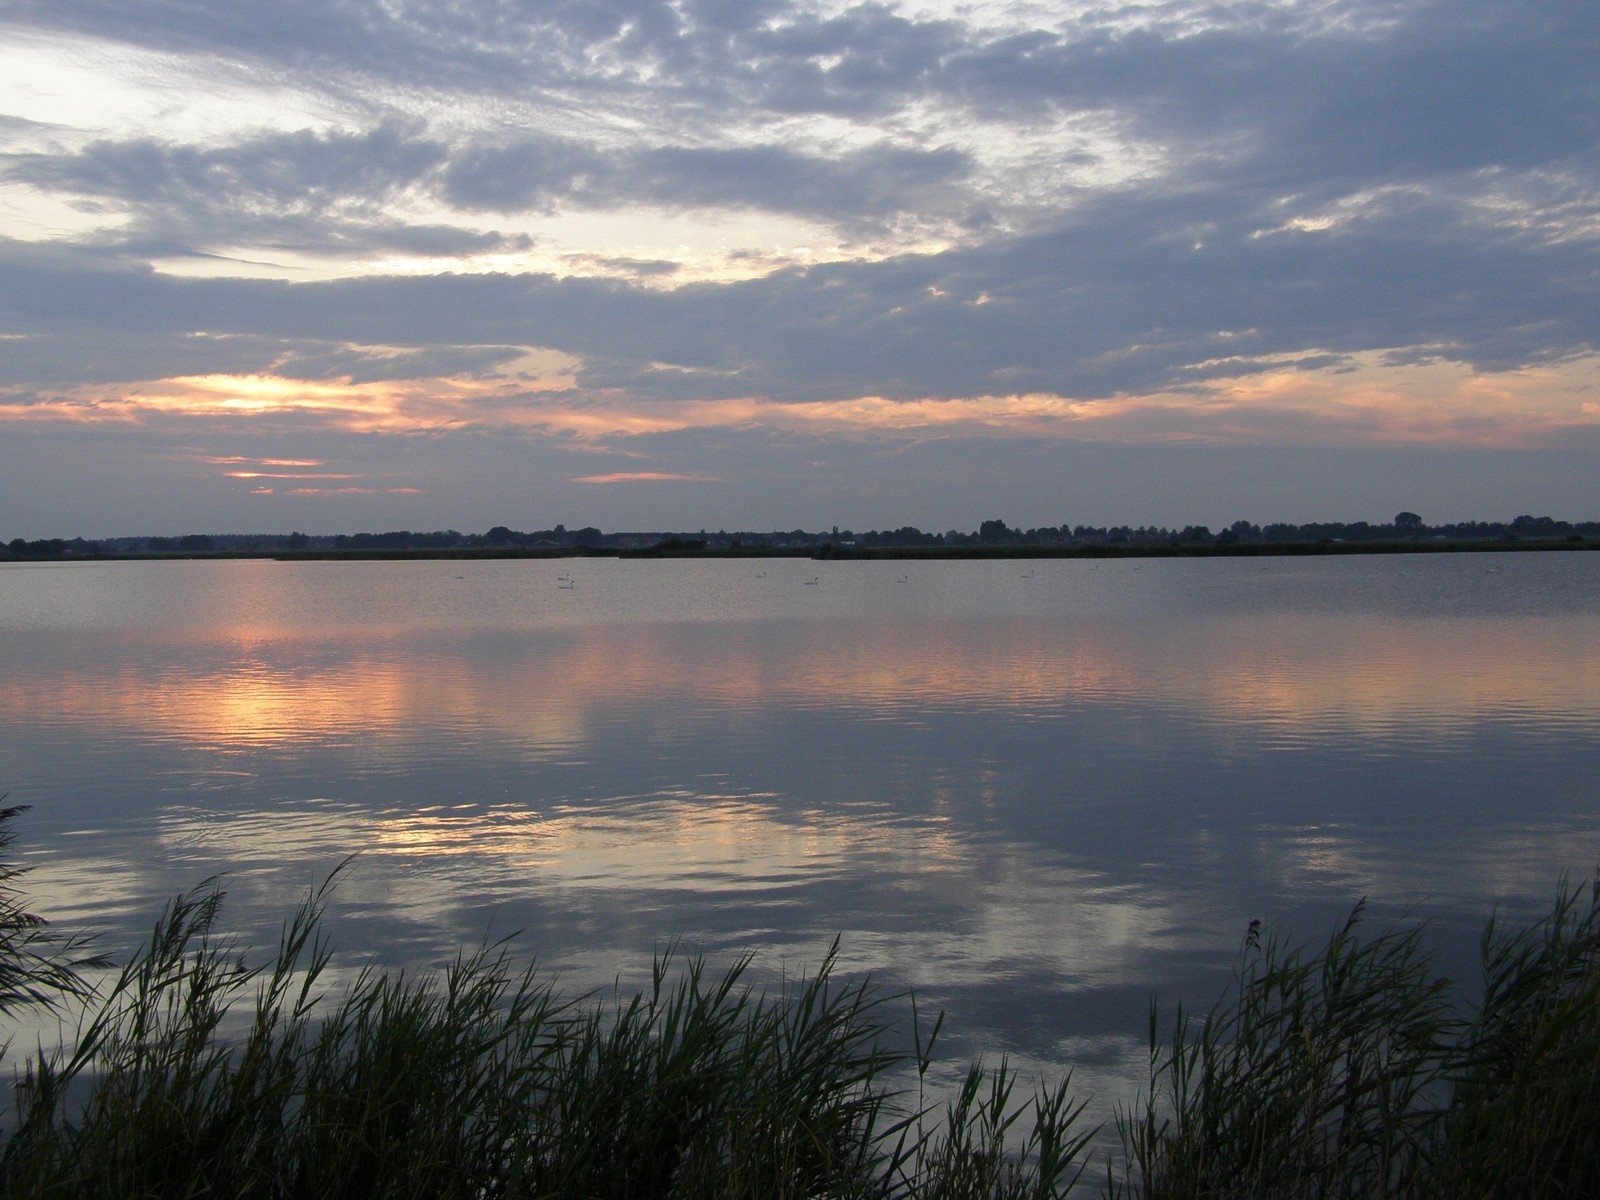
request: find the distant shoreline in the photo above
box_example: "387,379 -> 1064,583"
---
4,536 -> 1597,563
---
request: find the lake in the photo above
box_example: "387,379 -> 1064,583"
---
2,552 -> 1598,1107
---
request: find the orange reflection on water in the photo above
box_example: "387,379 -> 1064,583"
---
2,610 -> 1594,750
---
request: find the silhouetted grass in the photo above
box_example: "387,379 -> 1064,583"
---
1112,881 -> 1600,1200
0,853 -> 1092,1199
1,804 -> 1596,1198
0,803 -> 107,1015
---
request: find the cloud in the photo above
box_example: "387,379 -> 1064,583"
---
441,137 -> 974,230
6,349 -> 1596,455
224,471 -> 359,479
192,455 -> 326,467
572,471 -> 723,483
9,121 -> 444,209
1,121 -> 545,265
281,486 -> 424,496
2,156 -> 1596,422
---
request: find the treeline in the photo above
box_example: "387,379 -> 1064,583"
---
930,512 -> 1600,549
0,525 -> 612,559
4,512 -> 1599,560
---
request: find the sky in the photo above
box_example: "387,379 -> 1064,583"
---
1,0 -> 1597,538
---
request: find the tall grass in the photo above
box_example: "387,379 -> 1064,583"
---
0,803 -> 107,1015
1113,883 -> 1600,1200
0,852 -> 1091,1199
1,802 -> 1596,1198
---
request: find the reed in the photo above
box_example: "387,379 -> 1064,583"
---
0,856 -> 1091,1198
2,802 -> 1596,1199
1113,881 -> 1600,1200
0,803 -> 108,1016
1425,878 -> 1600,1199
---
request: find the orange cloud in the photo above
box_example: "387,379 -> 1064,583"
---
0,355 -> 577,434
225,471 -> 360,479
283,486 -> 426,496
572,471 -> 722,483
194,455 -> 326,468
3,351 -> 1596,449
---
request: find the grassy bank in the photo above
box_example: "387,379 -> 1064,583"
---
3,808 -> 1597,1198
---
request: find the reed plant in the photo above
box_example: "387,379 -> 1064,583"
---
1,799 -> 1597,1199
0,847 -> 1092,1198
0,803 -> 108,1015
1113,881 -> 1600,1200
1425,878 -> 1600,1199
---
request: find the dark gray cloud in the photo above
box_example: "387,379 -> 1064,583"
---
15,0 -> 1595,143
0,323 -> 527,390
718,5 -> 957,117
4,148 -> 1595,403
2,122 -> 541,262
940,0 -> 1599,202
441,137 -> 973,228
9,118 -> 975,255
10,121 -> 443,207
11,0 -> 1595,250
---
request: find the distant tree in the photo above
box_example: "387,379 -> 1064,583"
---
1394,511 -> 1424,533
10,539 -> 69,557
978,519 -> 1012,544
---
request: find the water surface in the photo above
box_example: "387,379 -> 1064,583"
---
2,553 -> 1597,1101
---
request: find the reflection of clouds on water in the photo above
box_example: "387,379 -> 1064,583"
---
0,650 -> 589,758
2,613 -> 1597,767
3,554 -> 1598,1115
20,853 -> 156,930
1256,818 -> 1600,918
138,788 -> 1199,1001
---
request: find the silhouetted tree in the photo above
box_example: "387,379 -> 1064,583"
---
978,519 -> 1012,543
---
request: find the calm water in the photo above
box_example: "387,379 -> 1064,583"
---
2,553 -> 1598,1103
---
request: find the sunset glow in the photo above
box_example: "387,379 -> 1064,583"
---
6,353 -> 1597,453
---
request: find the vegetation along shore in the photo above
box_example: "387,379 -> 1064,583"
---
5,511 -> 1599,562
2,806 -> 1597,1198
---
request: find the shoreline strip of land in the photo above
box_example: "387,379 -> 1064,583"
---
2,536 -> 1597,563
